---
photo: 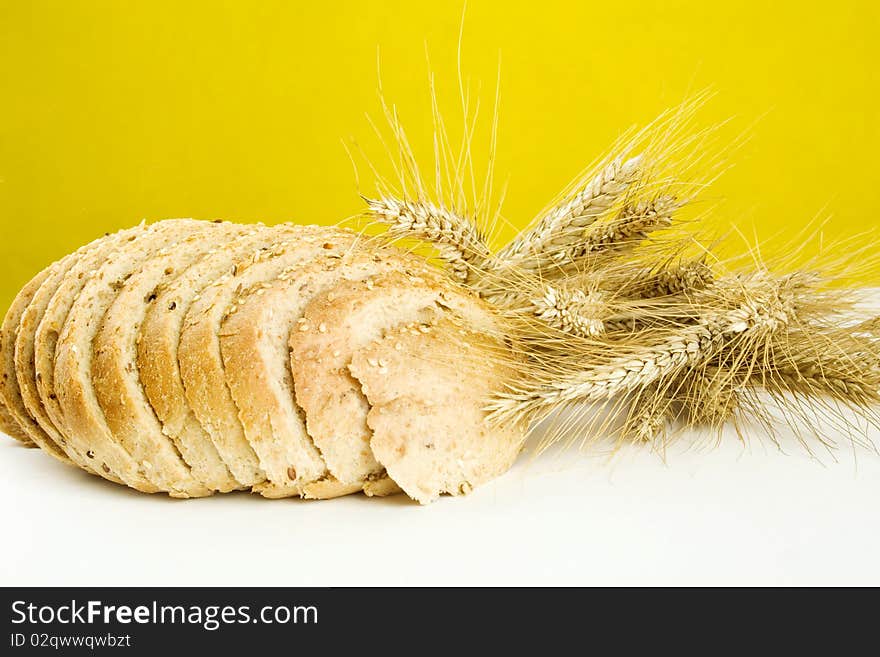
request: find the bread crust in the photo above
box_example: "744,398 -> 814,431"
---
92,222 -> 252,496
350,318 -> 524,504
179,225 -> 359,487
53,220 -> 212,492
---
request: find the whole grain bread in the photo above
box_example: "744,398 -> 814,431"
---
289,269 -> 496,486
92,222 -> 252,496
53,220 -> 212,493
219,247 -> 418,497
179,224 -> 360,488
32,224 -> 150,476
8,218 -> 523,503
350,318 -> 524,504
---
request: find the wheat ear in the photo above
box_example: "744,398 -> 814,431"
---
528,285 -> 608,338
544,196 -> 680,278
579,195 -> 679,255
497,155 -> 643,272
766,327 -> 880,403
366,196 -> 491,282
620,259 -> 715,298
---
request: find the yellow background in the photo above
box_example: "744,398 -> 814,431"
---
1,0 -> 878,312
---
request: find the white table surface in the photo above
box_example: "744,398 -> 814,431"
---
3,417 -> 879,587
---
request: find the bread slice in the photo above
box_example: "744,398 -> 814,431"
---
92,222 -> 252,496
179,224 -> 359,488
1,264 -> 57,449
350,318 -> 524,504
53,219 -> 213,493
219,247 -> 418,497
290,269 -> 494,486
136,225 -> 280,493
32,224 -> 150,475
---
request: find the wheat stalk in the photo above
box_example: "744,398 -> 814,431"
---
498,155 -> 643,272
366,196 -> 491,282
